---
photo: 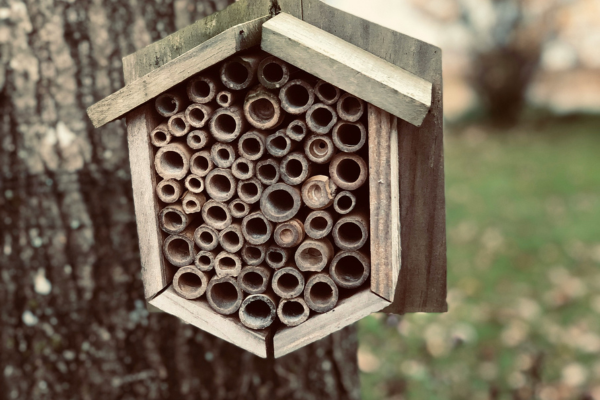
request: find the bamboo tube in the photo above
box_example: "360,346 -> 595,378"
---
265,245 -> 290,269
273,218 -> 305,248
238,292 -> 277,330
155,90 -> 187,117
329,250 -> 371,289
241,244 -> 267,266
260,182 -> 302,222
150,122 -> 172,147
285,119 -> 307,142
229,199 -> 250,219
168,112 -> 191,137
332,212 -> 369,251
257,56 -> 291,89
231,157 -> 255,180
279,79 -> 315,114
304,210 -> 334,239
314,80 -> 341,105
201,199 -> 232,230
209,105 -> 246,143
214,251 -> 242,277
241,211 -> 273,245
159,203 -> 194,234
163,226 -> 196,267
216,90 -> 236,108
304,273 -> 339,313
194,250 -> 216,272
272,266 -> 305,299
205,168 -> 237,202
238,131 -> 267,161
329,153 -> 368,190
243,85 -> 285,130
294,238 -> 334,272
154,142 -> 192,180
333,191 -> 356,215
237,177 -> 263,205
280,152 -> 311,186
189,150 -> 214,177
173,266 -> 209,300
220,54 -> 261,90
187,130 -> 212,150
277,297 -> 310,327
184,174 -> 204,193
193,223 -> 219,251
337,93 -> 365,122
210,142 -> 236,169
182,191 -> 206,214
218,222 -> 245,253
332,121 -> 366,153
237,265 -> 272,294
206,275 -> 243,315
266,130 -> 295,158
185,103 -> 215,128
304,134 -> 335,164
255,158 -> 280,186
301,175 -> 337,210
306,103 -> 338,134
156,179 -> 182,203
187,74 -> 220,103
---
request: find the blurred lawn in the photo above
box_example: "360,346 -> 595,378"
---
358,117 -> 600,400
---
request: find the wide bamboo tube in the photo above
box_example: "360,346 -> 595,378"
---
214,251 -> 242,277
156,179 -> 182,204
255,158 -> 280,186
279,79 -> 315,114
173,266 -> 209,300
189,150 -> 214,177
272,266 -> 305,299
159,203 -> 194,234
260,183 -> 302,222
163,226 -> 196,267
303,273 -> 339,313
208,105 -> 246,143
294,238 -> 334,272
205,168 -> 237,202
150,122 -> 172,147
218,222 -> 245,253
243,85 -> 285,130
331,212 -> 369,251
277,297 -> 310,327
333,191 -> 356,215
304,210 -> 334,240
237,177 -> 263,205
185,103 -> 215,128
301,175 -> 336,210
210,142 -> 236,169
237,265 -> 272,295
154,142 -> 192,180
220,54 -> 261,91
241,211 -> 273,245
306,103 -> 338,134
329,153 -> 368,190
238,131 -> 268,161
304,134 -> 335,164
266,130 -> 295,158
238,292 -> 277,330
155,90 -> 187,117
168,112 -> 191,137
314,80 -> 341,105
331,121 -> 366,153
187,74 -> 220,103
280,152 -> 311,186
273,218 -> 305,248
206,275 -> 243,315
257,56 -> 291,89
193,224 -> 219,251
329,250 -> 371,289
201,199 -> 232,230
337,93 -> 365,122
241,244 -> 267,266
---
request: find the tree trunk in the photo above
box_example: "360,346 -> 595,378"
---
0,1 -> 360,399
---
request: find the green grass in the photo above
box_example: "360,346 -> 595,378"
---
358,117 -> 600,400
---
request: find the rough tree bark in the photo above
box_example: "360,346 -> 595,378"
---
0,1 -> 360,399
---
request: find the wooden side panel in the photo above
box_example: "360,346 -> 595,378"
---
150,287 -> 270,358
368,105 -> 401,301
261,13 -> 432,126
302,0 -> 447,313
273,289 -> 390,358
126,105 -> 172,300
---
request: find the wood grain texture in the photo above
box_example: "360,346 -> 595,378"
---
368,105 -> 401,301
126,104 -> 172,300
302,0 -> 447,314
261,13 -> 432,127
150,286 -> 271,358
273,288 -> 390,358
88,16 -> 269,128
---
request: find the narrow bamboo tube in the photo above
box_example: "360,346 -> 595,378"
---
241,211 -> 273,245
214,251 -> 242,277
329,250 -> 371,289
205,168 -> 237,202
220,54 -> 262,91
279,79 -> 315,114
189,150 -> 214,177
163,226 -> 196,267
201,199 -> 232,230
333,191 -> 356,215
255,158 -> 280,186
238,292 -> 277,330
238,131 -> 268,161
257,56 -> 291,89
265,245 -> 290,269
277,297 -> 310,327
185,103 -> 215,128
154,142 -> 192,180
193,224 -> 219,251
306,103 -> 338,134
243,85 -> 284,130
229,199 -> 250,219
187,75 -> 220,103
210,142 -> 237,169
206,275 -> 243,315
304,134 -> 335,164
218,222 -> 245,253
304,210 -> 334,239
285,119 -> 307,142
184,174 -> 204,193
194,250 -> 216,272
301,175 -> 337,210
182,191 -> 206,214
173,266 -> 209,300
237,265 -> 272,294
159,203 -> 194,234
216,90 -> 236,107
168,112 -> 191,137
329,153 -> 368,190
150,122 -> 172,147
303,273 -> 339,313
156,179 -> 182,203
294,238 -> 334,272
155,90 -> 187,117
337,93 -> 365,122
272,266 -> 305,299
331,121 -> 366,152
241,244 -> 267,266
237,178 -> 263,205
260,183 -> 302,222
209,105 -> 246,143
314,80 -> 341,105
266,130 -> 295,158
332,212 -> 369,251
187,130 -> 212,150
231,157 -> 255,180
280,152 -> 311,186
273,219 -> 305,248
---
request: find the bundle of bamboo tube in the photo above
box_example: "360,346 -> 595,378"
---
151,51 -> 371,330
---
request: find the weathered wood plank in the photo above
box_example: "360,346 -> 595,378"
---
302,0 -> 447,314
150,286 -> 271,358
126,104 -> 172,300
88,16 -> 269,128
368,105 -> 401,301
261,13 -> 432,127
273,288 -> 390,358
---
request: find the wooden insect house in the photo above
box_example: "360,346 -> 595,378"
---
87,0 -> 447,358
